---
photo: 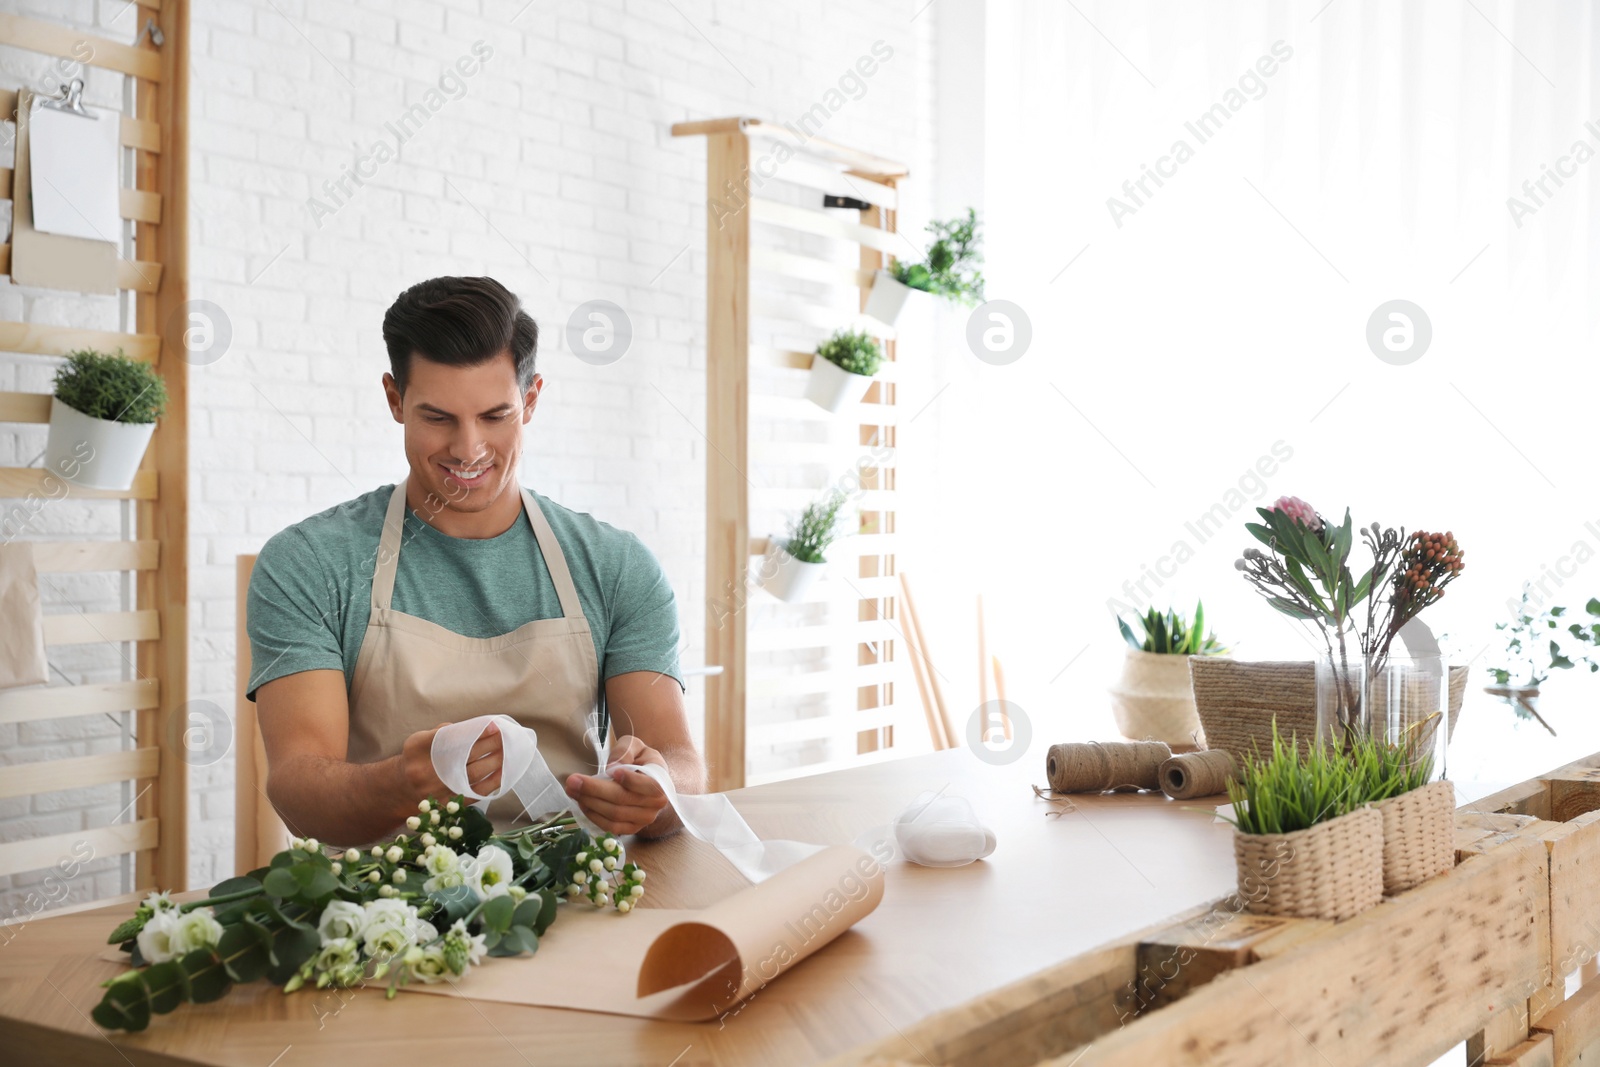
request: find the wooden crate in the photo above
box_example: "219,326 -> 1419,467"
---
823,756 -> 1600,1067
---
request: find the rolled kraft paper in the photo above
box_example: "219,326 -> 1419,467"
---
404,844 -> 885,1021
1159,749 -> 1237,800
1045,740 -> 1171,793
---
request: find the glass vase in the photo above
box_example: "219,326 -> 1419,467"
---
1370,653 -> 1449,781
1314,650 -> 1368,750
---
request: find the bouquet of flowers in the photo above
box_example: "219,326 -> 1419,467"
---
1235,495 -> 1465,736
93,798 -> 645,1032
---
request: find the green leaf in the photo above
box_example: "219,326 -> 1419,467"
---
266,926 -> 320,985
459,806 -> 494,851
1244,521 -> 1276,548
179,949 -> 231,1004
426,884 -> 479,927
488,924 -> 538,958
1551,641 -> 1576,669
1116,615 -> 1140,651
142,961 -> 188,1015
511,896 -> 544,930
1588,598 -> 1600,616
107,914 -> 148,946
217,924 -> 271,984
209,876 -> 263,899
481,894 -> 515,934
91,973 -> 151,1032
1552,606 -> 1567,617
262,867 -> 298,899
534,889 -> 558,936
1266,596 -> 1319,621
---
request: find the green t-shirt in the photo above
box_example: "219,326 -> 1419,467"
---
245,484 -> 683,701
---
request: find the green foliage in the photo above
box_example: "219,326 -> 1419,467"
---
52,348 -> 168,425
891,208 -> 985,305
815,328 -> 883,377
1117,601 -> 1227,655
1222,725 -> 1368,836
783,489 -> 850,564
1487,586 -> 1600,691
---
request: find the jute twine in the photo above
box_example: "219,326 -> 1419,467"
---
1375,779 -> 1455,895
1159,749 -> 1236,800
1045,740 -> 1170,793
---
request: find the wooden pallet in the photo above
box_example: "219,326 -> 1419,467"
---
826,754 -> 1600,1067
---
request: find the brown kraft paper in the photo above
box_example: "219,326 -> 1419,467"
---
405,844 -> 885,1020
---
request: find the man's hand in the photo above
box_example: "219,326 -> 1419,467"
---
400,719 -> 503,801
565,734 -> 672,835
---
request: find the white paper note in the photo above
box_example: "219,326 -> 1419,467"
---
29,99 -> 121,244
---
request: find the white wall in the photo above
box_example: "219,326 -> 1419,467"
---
0,0 -> 939,908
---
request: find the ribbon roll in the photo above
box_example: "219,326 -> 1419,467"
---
430,714 -> 825,884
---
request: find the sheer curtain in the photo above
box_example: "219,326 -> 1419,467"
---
913,0 -> 1600,783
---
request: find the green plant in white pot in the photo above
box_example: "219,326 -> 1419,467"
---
1109,602 -> 1227,746
863,208 -> 985,328
44,349 -> 169,491
805,329 -> 883,413
762,489 -> 849,603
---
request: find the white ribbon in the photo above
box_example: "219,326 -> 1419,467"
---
850,789 -> 998,868
430,714 -> 826,884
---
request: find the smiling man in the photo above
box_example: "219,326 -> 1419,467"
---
246,276 -> 704,845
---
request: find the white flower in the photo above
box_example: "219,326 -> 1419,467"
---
465,846 -> 515,901
447,826 -> 463,840
421,846 -> 466,893
630,884 -> 643,898
361,899 -> 422,959
429,810 -> 441,825
392,869 -> 407,884
446,919 -> 488,967
635,870 -> 646,882
164,908 -> 224,959
404,944 -> 450,984
304,838 -> 320,853
602,856 -> 616,871
370,845 -> 384,858
420,833 -> 436,848
385,845 -> 403,863
446,801 -> 460,814
344,848 -> 361,863
367,871 -> 382,884
317,900 -> 368,945
142,890 -> 177,914
602,839 -> 618,854
588,858 -> 603,874
314,937 -> 360,973
406,816 -> 421,831
418,799 -> 432,813
575,852 -> 588,864
135,911 -> 181,963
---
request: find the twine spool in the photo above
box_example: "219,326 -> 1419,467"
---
1159,750 -> 1236,800
1045,740 -> 1170,793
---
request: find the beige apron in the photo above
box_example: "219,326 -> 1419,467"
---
346,479 -> 600,829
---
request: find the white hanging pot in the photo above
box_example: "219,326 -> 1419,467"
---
1108,649 -> 1204,746
804,355 -> 874,413
43,397 -> 156,491
760,545 -> 826,603
862,268 -> 916,328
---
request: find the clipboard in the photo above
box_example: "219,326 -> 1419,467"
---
10,83 -> 119,294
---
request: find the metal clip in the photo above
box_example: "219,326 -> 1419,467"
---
37,78 -> 94,120
140,18 -> 165,48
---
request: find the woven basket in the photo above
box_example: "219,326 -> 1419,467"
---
1375,779 -> 1456,895
1233,806 -> 1384,921
1191,659 -> 1470,765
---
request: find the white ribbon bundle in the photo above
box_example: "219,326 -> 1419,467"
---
430,714 -> 826,884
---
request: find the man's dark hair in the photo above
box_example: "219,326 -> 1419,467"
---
382,276 -> 538,394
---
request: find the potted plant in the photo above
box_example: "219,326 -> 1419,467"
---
1109,602 -> 1227,746
1348,729 -> 1454,895
1483,586 -> 1599,736
1232,495 -> 1466,749
43,348 -> 168,491
863,208 -> 985,328
761,489 -> 849,603
1224,726 -> 1383,921
805,328 -> 883,413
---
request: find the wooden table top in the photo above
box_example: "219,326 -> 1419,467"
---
0,746 -> 1242,1066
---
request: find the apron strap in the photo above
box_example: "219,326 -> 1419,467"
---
371,481 -> 409,611
519,487 -> 585,620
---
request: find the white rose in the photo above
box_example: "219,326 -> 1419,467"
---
135,911 -> 182,963
317,900 -> 368,945
467,846 -> 515,901
404,944 -> 451,984
361,899 -> 421,959
168,908 -> 225,955
314,936 -> 361,973
424,847 -> 460,878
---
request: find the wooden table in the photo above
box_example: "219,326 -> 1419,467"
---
0,746 -> 1243,1066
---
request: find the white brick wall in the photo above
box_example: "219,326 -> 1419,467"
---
0,0 -> 939,911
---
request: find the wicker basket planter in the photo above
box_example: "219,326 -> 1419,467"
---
1191,659 -> 1470,764
1375,779 -> 1456,895
1233,805 -> 1384,921
1108,650 -> 1203,746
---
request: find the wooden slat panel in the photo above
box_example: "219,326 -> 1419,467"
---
751,293 -> 895,338
0,747 -> 159,800
0,15 -> 162,81
0,321 -> 159,360
755,486 -> 896,510
0,467 -> 157,499
752,245 -> 874,288
0,246 -> 163,292
0,819 -> 158,878
750,394 -> 903,425
0,678 -> 157,725
0,390 -> 50,422
751,198 -> 903,255
31,539 -> 159,572
0,90 -> 162,154
749,440 -> 899,466
0,171 -> 161,223
751,346 -> 904,382
768,155 -> 899,209
748,619 -> 900,652
42,608 -> 160,645
750,705 -> 902,746
749,660 -> 899,700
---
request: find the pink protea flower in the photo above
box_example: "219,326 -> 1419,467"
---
1270,495 -> 1322,532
